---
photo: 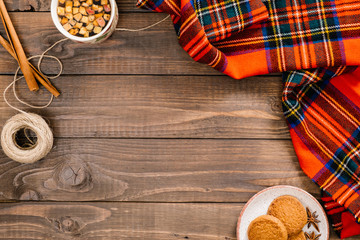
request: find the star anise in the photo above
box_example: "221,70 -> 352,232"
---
305,231 -> 321,240
306,207 -> 320,232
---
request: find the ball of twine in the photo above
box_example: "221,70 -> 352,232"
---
1,113 -> 53,164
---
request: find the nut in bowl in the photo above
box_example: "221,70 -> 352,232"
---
51,0 -> 119,43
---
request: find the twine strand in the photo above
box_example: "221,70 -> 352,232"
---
4,38 -> 67,112
116,15 -> 170,32
4,15 -> 171,111
1,38 -> 67,163
1,15 -> 170,164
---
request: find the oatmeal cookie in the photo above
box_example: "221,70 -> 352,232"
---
267,195 -> 307,235
247,215 -> 287,240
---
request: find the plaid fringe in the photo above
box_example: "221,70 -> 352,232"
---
322,190 -> 347,237
322,190 -> 360,238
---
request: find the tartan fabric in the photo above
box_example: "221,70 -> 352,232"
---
137,0 -> 360,236
283,67 -> 360,229
137,0 -> 360,78
194,0 -> 268,42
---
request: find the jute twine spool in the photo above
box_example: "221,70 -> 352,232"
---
1,113 -> 53,163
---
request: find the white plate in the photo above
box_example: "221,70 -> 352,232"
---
237,185 -> 329,240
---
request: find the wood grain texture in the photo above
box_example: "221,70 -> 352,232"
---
0,12 -> 220,75
0,138 -> 318,202
0,74 -> 289,138
0,2 -> 340,239
0,202 -> 351,240
4,0 -> 52,12
0,202 -> 241,239
4,0 -> 145,12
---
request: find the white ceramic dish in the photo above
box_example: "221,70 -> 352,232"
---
51,0 -> 119,43
237,185 -> 329,240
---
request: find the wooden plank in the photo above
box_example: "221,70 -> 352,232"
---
0,138 -> 319,202
0,74 -> 289,138
4,0 -> 51,12
0,12 -> 220,75
0,202 -> 347,239
4,0 -> 146,12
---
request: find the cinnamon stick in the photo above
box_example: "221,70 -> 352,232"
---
0,34 -> 13,57
0,0 -> 39,91
0,35 -> 60,97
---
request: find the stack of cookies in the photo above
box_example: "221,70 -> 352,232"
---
247,195 -> 307,240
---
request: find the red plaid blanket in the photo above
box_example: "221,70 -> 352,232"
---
138,0 -> 360,78
137,0 -> 360,237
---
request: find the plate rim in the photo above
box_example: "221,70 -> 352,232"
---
236,185 -> 329,240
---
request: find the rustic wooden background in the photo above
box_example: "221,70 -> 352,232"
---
0,0 -> 358,239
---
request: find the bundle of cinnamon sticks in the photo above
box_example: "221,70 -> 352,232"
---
0,0 -> 60,97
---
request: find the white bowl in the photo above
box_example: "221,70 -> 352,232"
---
51,0 -> 119,43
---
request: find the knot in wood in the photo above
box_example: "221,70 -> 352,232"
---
47,216 -> 82,235
55,159 -> 93,191
60,216 -> 80,233
60,164 -> 87,186
269,96 -> 283,114
15,185 -> 41,200
49,216 -> 81,234
19,189 -> 40,200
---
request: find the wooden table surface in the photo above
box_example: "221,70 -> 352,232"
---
0,0 -> 359,239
